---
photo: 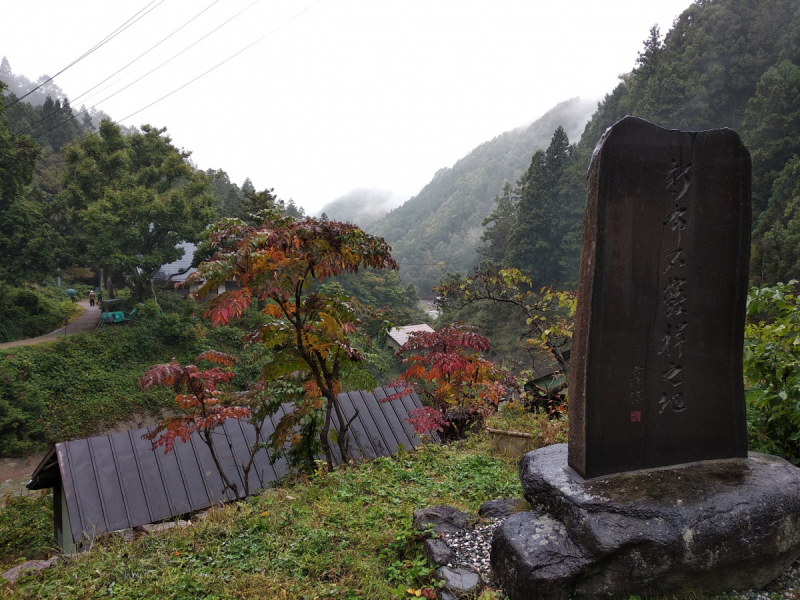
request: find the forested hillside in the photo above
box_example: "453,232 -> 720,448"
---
480,0 -> 800,290
368,97 -> 596,294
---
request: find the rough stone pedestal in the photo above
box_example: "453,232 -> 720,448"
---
491,444 -> 800,600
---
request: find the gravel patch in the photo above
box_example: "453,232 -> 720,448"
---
440,517 -> 505,581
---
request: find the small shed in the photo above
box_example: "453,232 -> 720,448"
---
28,386 -> 426,553
386,324 -> 435,352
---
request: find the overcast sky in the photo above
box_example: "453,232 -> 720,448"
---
3,0 -> 692,213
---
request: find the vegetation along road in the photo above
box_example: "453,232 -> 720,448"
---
0,299 -> 98,350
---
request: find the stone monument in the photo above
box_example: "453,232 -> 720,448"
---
569,115 -> 751,478
491,117 -> 800,599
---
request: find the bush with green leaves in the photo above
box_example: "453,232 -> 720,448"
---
744,280 -> 800,462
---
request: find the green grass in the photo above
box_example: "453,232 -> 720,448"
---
3,435 -> 520,599
0,493 -> 54,568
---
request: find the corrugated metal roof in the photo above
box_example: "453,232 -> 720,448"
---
28,386 -> 426,545
152,242 -> 197,282
387,324 -> 435,347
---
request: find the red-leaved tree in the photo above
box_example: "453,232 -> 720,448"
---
386,323 -> 509,438
188,212 -> 398,472
140,351 -> 251,499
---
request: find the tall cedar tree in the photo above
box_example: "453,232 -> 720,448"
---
0,82 -> 55,283
503,126 -> 576,288
190,212 -> 398,471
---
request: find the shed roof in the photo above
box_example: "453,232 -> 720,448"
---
28,386 -> 425,545
387,324 -> 435,347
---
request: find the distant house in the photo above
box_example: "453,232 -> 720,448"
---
152,242 -> 198,297
27,386 -> 426,553
386,324 -> 435,352
152,242 -> 238,298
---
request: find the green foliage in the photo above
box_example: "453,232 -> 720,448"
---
500,126 -> 583,288
485,401 -> 568,449
0,292 -> 257,457
751,158 -> 800,285
58,120 -> 218,299
0,83 -> 56,284
8,435 -> 519,599
0,283 -> 81,342
0,492 -> 54,569
436,267 -> 575,374
744,281 -> 800,462
331,268 -> 428,327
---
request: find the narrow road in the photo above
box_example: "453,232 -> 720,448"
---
0,299 -> 101,350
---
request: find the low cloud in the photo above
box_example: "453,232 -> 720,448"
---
315,188 -> 407,228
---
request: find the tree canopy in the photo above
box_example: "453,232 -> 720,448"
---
59,120 -> 217,298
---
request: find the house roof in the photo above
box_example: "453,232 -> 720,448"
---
28,386 -> 425,544
387,324 -> 435,347
152,242 -> 197,282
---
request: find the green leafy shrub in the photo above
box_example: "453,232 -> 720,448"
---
744,280 -> 800,462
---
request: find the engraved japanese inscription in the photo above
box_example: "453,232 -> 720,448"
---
568,116 -> 750,479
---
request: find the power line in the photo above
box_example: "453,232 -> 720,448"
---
30,0 -> 325,145
26,0 -> 265,141
2,0 -> 165,113
117,0 -> 325,124
19,0 -> 222,136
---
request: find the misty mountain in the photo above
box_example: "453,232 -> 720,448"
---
367,97 -> 597,294
315,188 -> 405,227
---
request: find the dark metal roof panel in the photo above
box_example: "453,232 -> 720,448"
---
30,385 -> 425,544
109,431 -> 152,526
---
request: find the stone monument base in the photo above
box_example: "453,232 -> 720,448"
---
491,444 -> 800,600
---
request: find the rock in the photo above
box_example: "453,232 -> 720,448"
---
492,510 -> 590,600
1,559 -> 52,583
44,555 -> 60,567
413,505 -> 469,535
478,498 -> 530,518
438,590 -> 458,600
99,528 -> 134,542
136,520 -> 189,534
423,538 -> 456,567
433,566 -> 482,597
492,444 -> 800,599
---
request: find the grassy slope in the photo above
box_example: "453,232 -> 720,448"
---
5,435 -> 520,599
0,294 -> 260,456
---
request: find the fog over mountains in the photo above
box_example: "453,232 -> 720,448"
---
351,97 -> 598,293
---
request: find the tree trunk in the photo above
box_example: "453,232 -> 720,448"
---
106,275 -> 115,299
201,430 -> 241,500
330,393 -> 355,466
319,400 -> 335,472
